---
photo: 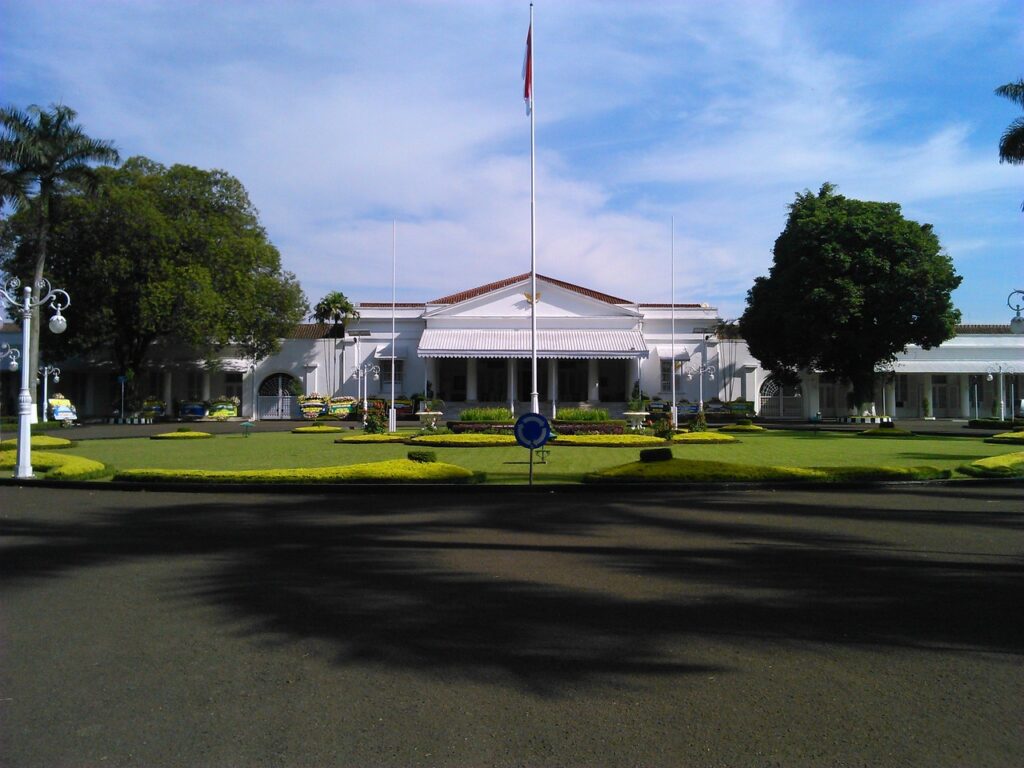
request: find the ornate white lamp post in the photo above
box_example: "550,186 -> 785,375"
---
681,334 -> 716,412
355,361 -> 380,422
986,363 -> 1018,422
0,278 -> 71,478
38,364 -> 60,422
1009,289 -> 1024,335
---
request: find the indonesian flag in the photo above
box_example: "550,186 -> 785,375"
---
523,23 -> 533,115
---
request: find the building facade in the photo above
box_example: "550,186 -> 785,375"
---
2,275 -> 1021,422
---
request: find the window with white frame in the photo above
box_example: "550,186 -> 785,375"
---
377,359 -> 404,394
660,360 -> 675,393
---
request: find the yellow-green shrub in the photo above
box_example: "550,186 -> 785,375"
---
334,433 -> 407,444
113,458 -> 478,484
985,431 -> 1024,445
958,451 -> 1024,478
150,431 -> 213,440
292,424 -> 345,434
0,434 -> 74,450
0,450 -> 107,480
717,424 -> 766,433
670,432 -> 738,444
551,433 -> 665,447
408,434 -> 518,447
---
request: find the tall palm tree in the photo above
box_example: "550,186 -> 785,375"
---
0,103 -> 119,397
312,290 -> 359,394
995,79 -> 1024,210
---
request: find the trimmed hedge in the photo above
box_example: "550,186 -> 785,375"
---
716,424 -> 766,433
292,424 -> 345,434
550,434 -> 665,447
639,448 -> 673,462
449,422 -> 515,435
550,421 -> 625,435
151,431 -> 214,440
408,434 -> 518,447
407,450 -> 437,463
585,457 -> 950,484
0,434 -> 75,450
957,451 -> 1024,478
459,407 -> 514,422
556,407 -> 610,422
967,418 -> 1024,430
334,433 -> 407,444
670,432 -> 739,444
0,449 -> 108,480
113,458 -> 480,484
985,431 -> 1024,445
857,427 -> 916,437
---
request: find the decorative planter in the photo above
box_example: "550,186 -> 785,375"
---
208,401 -> 238,420
416,411 -> 443,430
178,401 -> 207,420
623,411 -> 649,431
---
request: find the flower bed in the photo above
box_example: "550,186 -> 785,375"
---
449,422 -> 515,435
551,421 -> 625,435
113,458 -> 480,484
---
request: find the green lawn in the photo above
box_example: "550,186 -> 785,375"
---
62,429 -> 1021,485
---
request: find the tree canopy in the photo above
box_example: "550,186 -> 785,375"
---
995,79 -> 1024,210
739,183 -> 962,406
312,290 -> 358,337
1,156 -> 308,379
0,103 -> 120,387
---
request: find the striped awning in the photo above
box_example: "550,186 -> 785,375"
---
417,329 -> 648,359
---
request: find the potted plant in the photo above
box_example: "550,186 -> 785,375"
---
208,395 -> 240,420
141,396 -> 166,418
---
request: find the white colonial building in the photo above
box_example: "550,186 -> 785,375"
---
2,273 -> 1021,422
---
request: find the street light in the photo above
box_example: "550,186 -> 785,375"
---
0,278 -> 71,478
1009,289 -> 1024,335
355,361 -> 380,422
1,343 -> 21,443
985,363 -> 1018,422
38,364 -> 60,422
681,334 -> 716,412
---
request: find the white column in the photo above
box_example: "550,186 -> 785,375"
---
466,358 -> 478,402
959,374 -> 971,419
201,370 -> 211,401
507,358 -> 517,413
921,374 -> 933,417
805,374 -> 820,420
162,370 -> 173,414
548,358 -> 558,418
587,359 -> 599,403
885,378 -> 897,418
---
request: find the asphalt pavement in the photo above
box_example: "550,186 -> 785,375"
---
1,483 -> 1021,767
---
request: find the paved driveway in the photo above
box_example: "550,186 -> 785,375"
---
1,483 -> 1021,767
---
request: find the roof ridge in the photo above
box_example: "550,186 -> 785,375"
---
428,273 -> 633,305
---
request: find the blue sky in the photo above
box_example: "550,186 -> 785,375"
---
2,0 -> 1021,324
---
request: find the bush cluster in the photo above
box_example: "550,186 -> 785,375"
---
114,458 -> 480,484
449,422 -> 515,435
151,431 -> 213,440
407,450 -> 437,463
639,448 -> 673,462
551,434 -> 665,447
556,407 -> 610,422
292,424 -> 345,434
0,449 -> 108,480
458,407 -> 514,422
670,432 -> 738,444
549,421 -> 625,435
0,435 -> 74,450
958,450 -> 1024,478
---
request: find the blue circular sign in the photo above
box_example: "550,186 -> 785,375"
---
514,413 -> 551,449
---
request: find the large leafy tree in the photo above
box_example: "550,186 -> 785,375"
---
0,103 -> 119,391
311,291 -> 359,394
739,183 -> 962,409
995,79 -> 1024,210
1,156 -> 307,388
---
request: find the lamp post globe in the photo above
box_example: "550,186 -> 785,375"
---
1009,290 -> 1024,334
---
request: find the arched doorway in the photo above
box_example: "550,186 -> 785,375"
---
759,377 -> 803,418
258,373 -> 298,419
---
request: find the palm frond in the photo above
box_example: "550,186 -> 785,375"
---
998,117 -> 1024,165
994,80 -> 1024,108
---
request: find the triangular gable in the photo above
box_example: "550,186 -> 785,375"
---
425,275 -> 639,320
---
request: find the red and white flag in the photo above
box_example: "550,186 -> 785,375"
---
522,22 -> 533,115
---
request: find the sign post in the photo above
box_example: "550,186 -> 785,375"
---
514,412 -> 551,486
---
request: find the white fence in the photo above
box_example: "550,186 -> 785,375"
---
257,395 -> 299,420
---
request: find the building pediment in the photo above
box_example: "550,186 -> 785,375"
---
424,275 -> 639,322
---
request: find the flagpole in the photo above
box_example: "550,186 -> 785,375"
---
528,3 -> 539,415
389,219 -> 397,432
671,216 -> 677,429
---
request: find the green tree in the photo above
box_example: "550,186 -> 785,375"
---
1,156 -> 307,390
739,183 -> 962,409
995,79 -> 1024,210
0,103 -> 119,394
